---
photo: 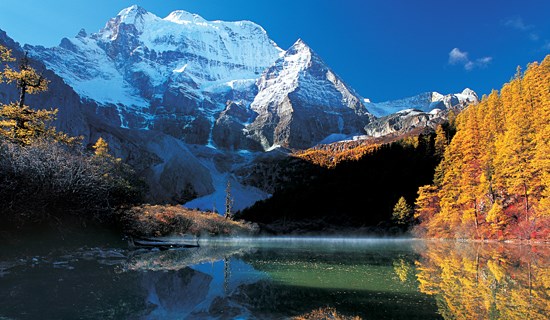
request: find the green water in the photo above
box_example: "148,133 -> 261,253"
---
0,231 -> 548,319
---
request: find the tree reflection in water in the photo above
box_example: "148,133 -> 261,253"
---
413,241 -> 550,320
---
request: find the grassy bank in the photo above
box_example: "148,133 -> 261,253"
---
119,205 -> 259,237
293,307 -> 361,320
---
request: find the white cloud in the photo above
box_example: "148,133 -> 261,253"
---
448,48 -> 492,71
475,57 -> 493,68
504,17 -> 546,44
504,17 -> 533,31
504,16 -> 550,51
448,48 -> 469,65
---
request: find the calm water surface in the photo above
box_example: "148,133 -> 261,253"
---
0,230 -> 548,319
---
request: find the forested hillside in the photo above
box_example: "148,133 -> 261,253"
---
239,134 -> 440,233
414,56 -> 550,240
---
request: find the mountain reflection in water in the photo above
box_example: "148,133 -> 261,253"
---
0,234 -> 548,319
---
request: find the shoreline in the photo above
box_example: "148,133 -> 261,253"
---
2,205 -> 548,246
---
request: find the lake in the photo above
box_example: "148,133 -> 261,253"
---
0,229 -> 548,319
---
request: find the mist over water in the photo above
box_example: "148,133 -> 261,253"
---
198,236 -> 419,246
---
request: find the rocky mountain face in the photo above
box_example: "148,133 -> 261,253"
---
364,89 -> 479,118
0,5 -> 477,210
28,5 -> 283,148
364,109 -> 447,138
361,89 -> 478,137
247,39 -> 374,150
0,29 -> 215,204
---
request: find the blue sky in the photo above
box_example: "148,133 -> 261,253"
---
0,0 -> 549,101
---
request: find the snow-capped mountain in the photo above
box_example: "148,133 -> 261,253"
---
364,88 -> 479,117
29,5 -> 283,145
247,39 -> 374,150
27,5 -> 471,153
364,108 -> 445,138
28,5 -> 376,151
1,5 -> 479,211
361,89 -> 478,138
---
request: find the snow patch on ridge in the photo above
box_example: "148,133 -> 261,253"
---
36,36 -> 149,108
173,64 -> 188,73
184,159 -> 270,213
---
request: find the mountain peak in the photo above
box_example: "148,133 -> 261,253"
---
164,10 -> 207,24
288,38 -> 311,53
294,38 -> 306,45
114,5 -> 158,27
280,38 -> 315,69
431,91 -> 444,101
76,28 -> 87,38
117,5 -> 148,19
461,88 -> 476,96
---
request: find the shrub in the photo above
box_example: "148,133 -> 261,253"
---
0,137 -> 144,224
120,205 -> 259,237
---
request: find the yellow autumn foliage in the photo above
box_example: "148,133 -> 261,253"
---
415,56 -> 550,240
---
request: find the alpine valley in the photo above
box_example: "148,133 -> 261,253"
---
0,5 -> 478,212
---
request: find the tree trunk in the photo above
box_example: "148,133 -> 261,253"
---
223,257 -> 230,296
523,182 -> 529,219
473,199 -> 479,238
19,83 -> 26,108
